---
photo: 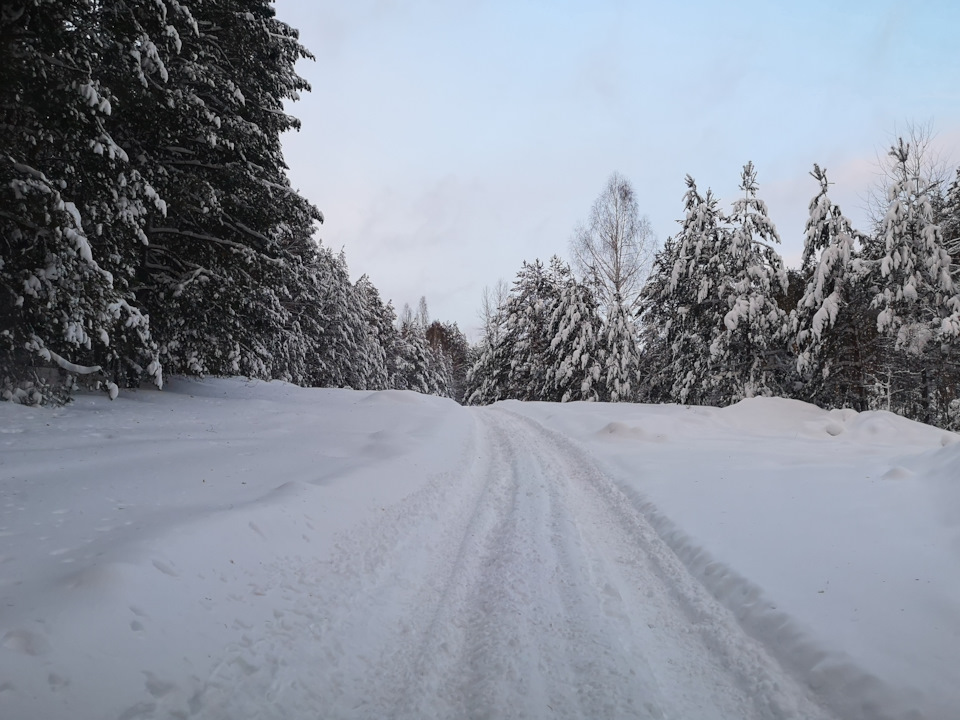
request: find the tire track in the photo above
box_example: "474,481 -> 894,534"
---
159,406 -> 839,720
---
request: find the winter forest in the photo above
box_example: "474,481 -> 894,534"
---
4,2 -> 960,431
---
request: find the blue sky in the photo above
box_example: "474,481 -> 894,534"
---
279,0 -> 960,338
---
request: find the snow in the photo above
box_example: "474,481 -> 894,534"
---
510,397 -> 960,720
1,380 -> 958,719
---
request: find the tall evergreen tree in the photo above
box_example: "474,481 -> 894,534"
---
464,300 -> 510,405
873,140 -> 953,345
654,166 -> 789,405
872,139 -> 955,422
118,0 -> 322,379
711,161 -> 789,401
637,237 -> 682,403
353,275 -> 392,391
943,168 -> 960,259
465,258 -> 567,404
425,320 -> 471,403
598,301 -> 639,402
501,258 -> 566,401
544,275 -> 602,402
794,165 -> 876,410
1,0 -> 169,402
655,176 -> 728,404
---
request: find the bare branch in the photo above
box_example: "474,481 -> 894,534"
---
569,172 -> 657,313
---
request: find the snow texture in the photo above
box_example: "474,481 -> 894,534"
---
1,379 -> 958,720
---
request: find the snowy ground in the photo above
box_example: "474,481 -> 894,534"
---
1,379 -> 957,720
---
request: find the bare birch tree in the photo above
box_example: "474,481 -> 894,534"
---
570,172 -> 657,313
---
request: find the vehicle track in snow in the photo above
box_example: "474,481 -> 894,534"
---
175,407 -> 837,720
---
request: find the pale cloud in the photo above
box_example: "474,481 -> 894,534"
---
279,0 -> 960,334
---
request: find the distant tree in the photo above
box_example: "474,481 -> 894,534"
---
465,287 -> 510,405
425,321 -> 471,403
390,301 -> 448,396
570,172 -> 656,314
416,296 -> 430,329
502,258 -> 568,400
465,258 -> 566,404
353,275 -> 393,390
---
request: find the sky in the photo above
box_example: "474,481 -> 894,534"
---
278,0 -> 960,339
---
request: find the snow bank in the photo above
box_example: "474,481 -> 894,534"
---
0,379 -> 475,720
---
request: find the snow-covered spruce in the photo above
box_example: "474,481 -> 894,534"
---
793,164 -> 874,410
656,165 -> 790,406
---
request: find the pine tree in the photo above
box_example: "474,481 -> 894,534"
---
939,168 -> 960,340
637,237 -> 682,403
1,0 -> 168,402
465,258 -> 566,403
794,165 -> 875,410
872,139 -> 955,423
464,301 -> 510,405
874,139 -> 953,345
425,320 -> 471,403
120,0 -> 322,380
391,308 -> 448,397
544,275 -> 602,402
943,168 -> 960,259
711,161 -> 790,401
353,275 -> 392,391
501,258 -> 566,400
657,176 -> 728,404
656,166 -> 789,406
598,301 -> 639,402
311,251 -> 369,387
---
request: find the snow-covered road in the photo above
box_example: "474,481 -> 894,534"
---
184,407 -> 834,720
2,380 -> 957,719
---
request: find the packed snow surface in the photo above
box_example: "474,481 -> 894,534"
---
1,379 -> 958,720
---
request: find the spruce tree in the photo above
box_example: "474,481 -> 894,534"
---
353,275 -> 392,391
872,139 -> 955,422
1,0 -> 168,402
544,275 -> 602,402
598,300 -> 639,402
121,0 -> 322,379
501,258 -> 566,400
794,165 -> 875,410
637,237 -> 682,403
712,161 -> 789,401
657,176 -> 728,404
464,304 -> 510,405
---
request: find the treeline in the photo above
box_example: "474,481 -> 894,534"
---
1,1 -> 467,404
467,144 -> 960,430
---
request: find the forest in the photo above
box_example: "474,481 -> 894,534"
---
468,149 -> 960,431
3,1 -> 960,430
